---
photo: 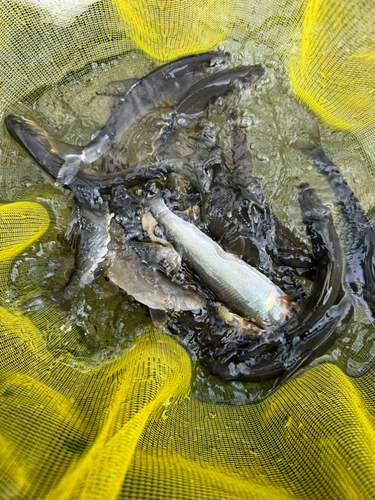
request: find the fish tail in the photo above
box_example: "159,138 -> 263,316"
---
5,115 -> 84,184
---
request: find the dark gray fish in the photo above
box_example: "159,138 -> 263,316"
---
278,183 -> 352,381
5,51 -> 230,184
52,204 -> 113,303
169,185 -> 352,383
152,65 -> 265,155
295,122 -> 375,315
282,183 -> 345,338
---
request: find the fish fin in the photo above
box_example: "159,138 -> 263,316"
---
280,292 -> 303,304
226,237 -> 246,258
5,115 -> 84,183
100,279 -> 120,299
292,119 -> 321,152
174,205 -> 201,224
141,212 -> 159,241
96,78 -> 140,110
65,208 -> 81,249
141,214 -> 175,249
215,303 -> 263,334
149,308 -> 170,326
57,154 -> 84,185
206,214 -> 226,241
63,266 -> 76,282
104,78 -> 139,96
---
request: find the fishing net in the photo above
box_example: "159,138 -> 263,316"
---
1,0 -> 375,499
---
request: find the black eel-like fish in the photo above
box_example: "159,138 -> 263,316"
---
295,122 -> 375,316
5,51 -> 230,184
169,184 -> 352,382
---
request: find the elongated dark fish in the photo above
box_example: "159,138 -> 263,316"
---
284,183 -> 345,337
52,204 -> 113,303
295,122 -> 375,315
279,184 -> 352,380
170,184 -> 352,383
5,51 -> 230,185
203,128 -> 316,283
152,65 -> 265,155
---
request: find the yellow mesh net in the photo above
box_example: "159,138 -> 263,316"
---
1,0 -> 375,499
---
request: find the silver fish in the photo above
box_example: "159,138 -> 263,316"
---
106,221 -> 206,312
148,197 -> 292,328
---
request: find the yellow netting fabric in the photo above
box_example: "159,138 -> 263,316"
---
0,202 -> 49,260
1,303 -> 375,500
112,0 -> 375,166
1,0 -> 375,499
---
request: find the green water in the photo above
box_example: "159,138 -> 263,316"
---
2,38 -> 375,401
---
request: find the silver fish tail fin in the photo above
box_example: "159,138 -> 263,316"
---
5,115 -> 84,184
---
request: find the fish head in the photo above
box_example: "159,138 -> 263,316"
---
232,65 -> 265,91
167,51 -> 231,82
205,51 -> 231,73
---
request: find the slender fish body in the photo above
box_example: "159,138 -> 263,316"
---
152,65 -> 265,154
5,51 -> 230,185
275,182 -> 345,343
84,51 -> 231,158
148,197 -> 290,328
295,122 -> 375,314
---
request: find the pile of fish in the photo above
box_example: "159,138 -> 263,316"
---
6,50 -> 375,383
